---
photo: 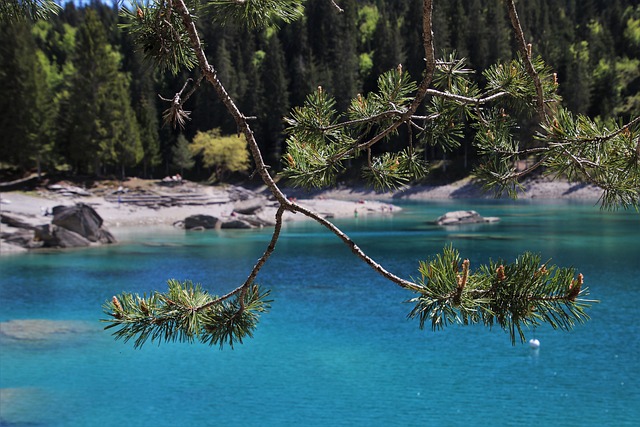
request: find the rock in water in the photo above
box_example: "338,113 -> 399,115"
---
435,210 -> 500,226
220,219 -> 253,229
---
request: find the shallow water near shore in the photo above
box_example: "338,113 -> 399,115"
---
1,200 -> 639,426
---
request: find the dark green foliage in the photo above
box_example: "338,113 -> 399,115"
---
0,21 -> 51,173
282,67 -> 422,189
60,9 -> 142,175
206,0 -> 304,29
537,108 -> 640,208
120,1 -> 197,75
171,133 -> 195,173
3,0 -> 639,180
103,280 -> 271,349
0,0 -> 60,23
258,34 -> 290,163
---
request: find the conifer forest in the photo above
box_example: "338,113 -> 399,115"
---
1,0 -> 639,182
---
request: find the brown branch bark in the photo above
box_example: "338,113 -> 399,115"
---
174,0 -> 289,206
505,0 -> 545,120
289,202 -> 424,292
195,205 -> 287,312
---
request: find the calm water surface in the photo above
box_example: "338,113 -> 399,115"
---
1,200 -> 639,426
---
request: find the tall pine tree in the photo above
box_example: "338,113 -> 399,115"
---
60,9 -> 142,176
0,20 -> 51,175
259,34 -> 290,165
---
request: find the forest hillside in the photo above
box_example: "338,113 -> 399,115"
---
1,0 -> 638,182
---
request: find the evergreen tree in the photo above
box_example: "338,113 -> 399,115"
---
259,34 -> 290,165
404,0 -> 431,82
136,97 -> 162,177
366,10 -> 404,93
61,9 -> 142,176
0,20 -> 51,174
329,0 -> 360,111
171,133 -> 195,175
121,31 -> 162,177
448,0 -> 469,57
282,17 -> 317,108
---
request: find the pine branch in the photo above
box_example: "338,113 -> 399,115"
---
206,0 -> 304,28
106,0 -> 621,350
407,247 -> 595,345
102,280 -> 272,348
425,89 -> 509,106
120,1 -> 197,75
0,0 -> 60,23
505,0 -> 545,120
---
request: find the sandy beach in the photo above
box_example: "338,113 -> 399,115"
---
0,177 -> 604,254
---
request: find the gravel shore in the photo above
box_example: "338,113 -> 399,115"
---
0,177 -> 603,254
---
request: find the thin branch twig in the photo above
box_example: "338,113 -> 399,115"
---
506,0 -> 545,120
195,205 -> 287,312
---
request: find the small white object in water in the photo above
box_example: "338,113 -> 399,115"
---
529,338 -> 540,349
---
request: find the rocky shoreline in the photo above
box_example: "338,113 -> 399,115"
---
0,177 -> 603,255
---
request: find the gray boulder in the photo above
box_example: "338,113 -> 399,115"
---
51,204 -> 115,243
184,214 -> 219,230
3,229 -> 42,249
34,224 -> 91,248
220,218 -> 254,229
435,210 -> 500,226
1,213 -> 36,230
232,197 -> 267,215
0,203 -> 114,250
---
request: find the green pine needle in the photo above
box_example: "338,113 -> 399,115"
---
206,0 -> 304,29
408,246 -> 596,345
120,1 -> 197,75
0,0 -> 60,23
102,280 -> 271,349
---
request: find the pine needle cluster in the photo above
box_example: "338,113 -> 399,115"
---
206,0 -> 304,29
408,247 -> 593,344
120,1 -> 198,75
0,0 -> 60,23
102,280 -> 271,349
283,67 -> 427,190
539,109 -> 640,208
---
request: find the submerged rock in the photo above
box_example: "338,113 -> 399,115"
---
435,210 -> 500,226
0,319 -> 93,341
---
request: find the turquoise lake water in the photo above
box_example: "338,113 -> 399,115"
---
1,200 -> 639,426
